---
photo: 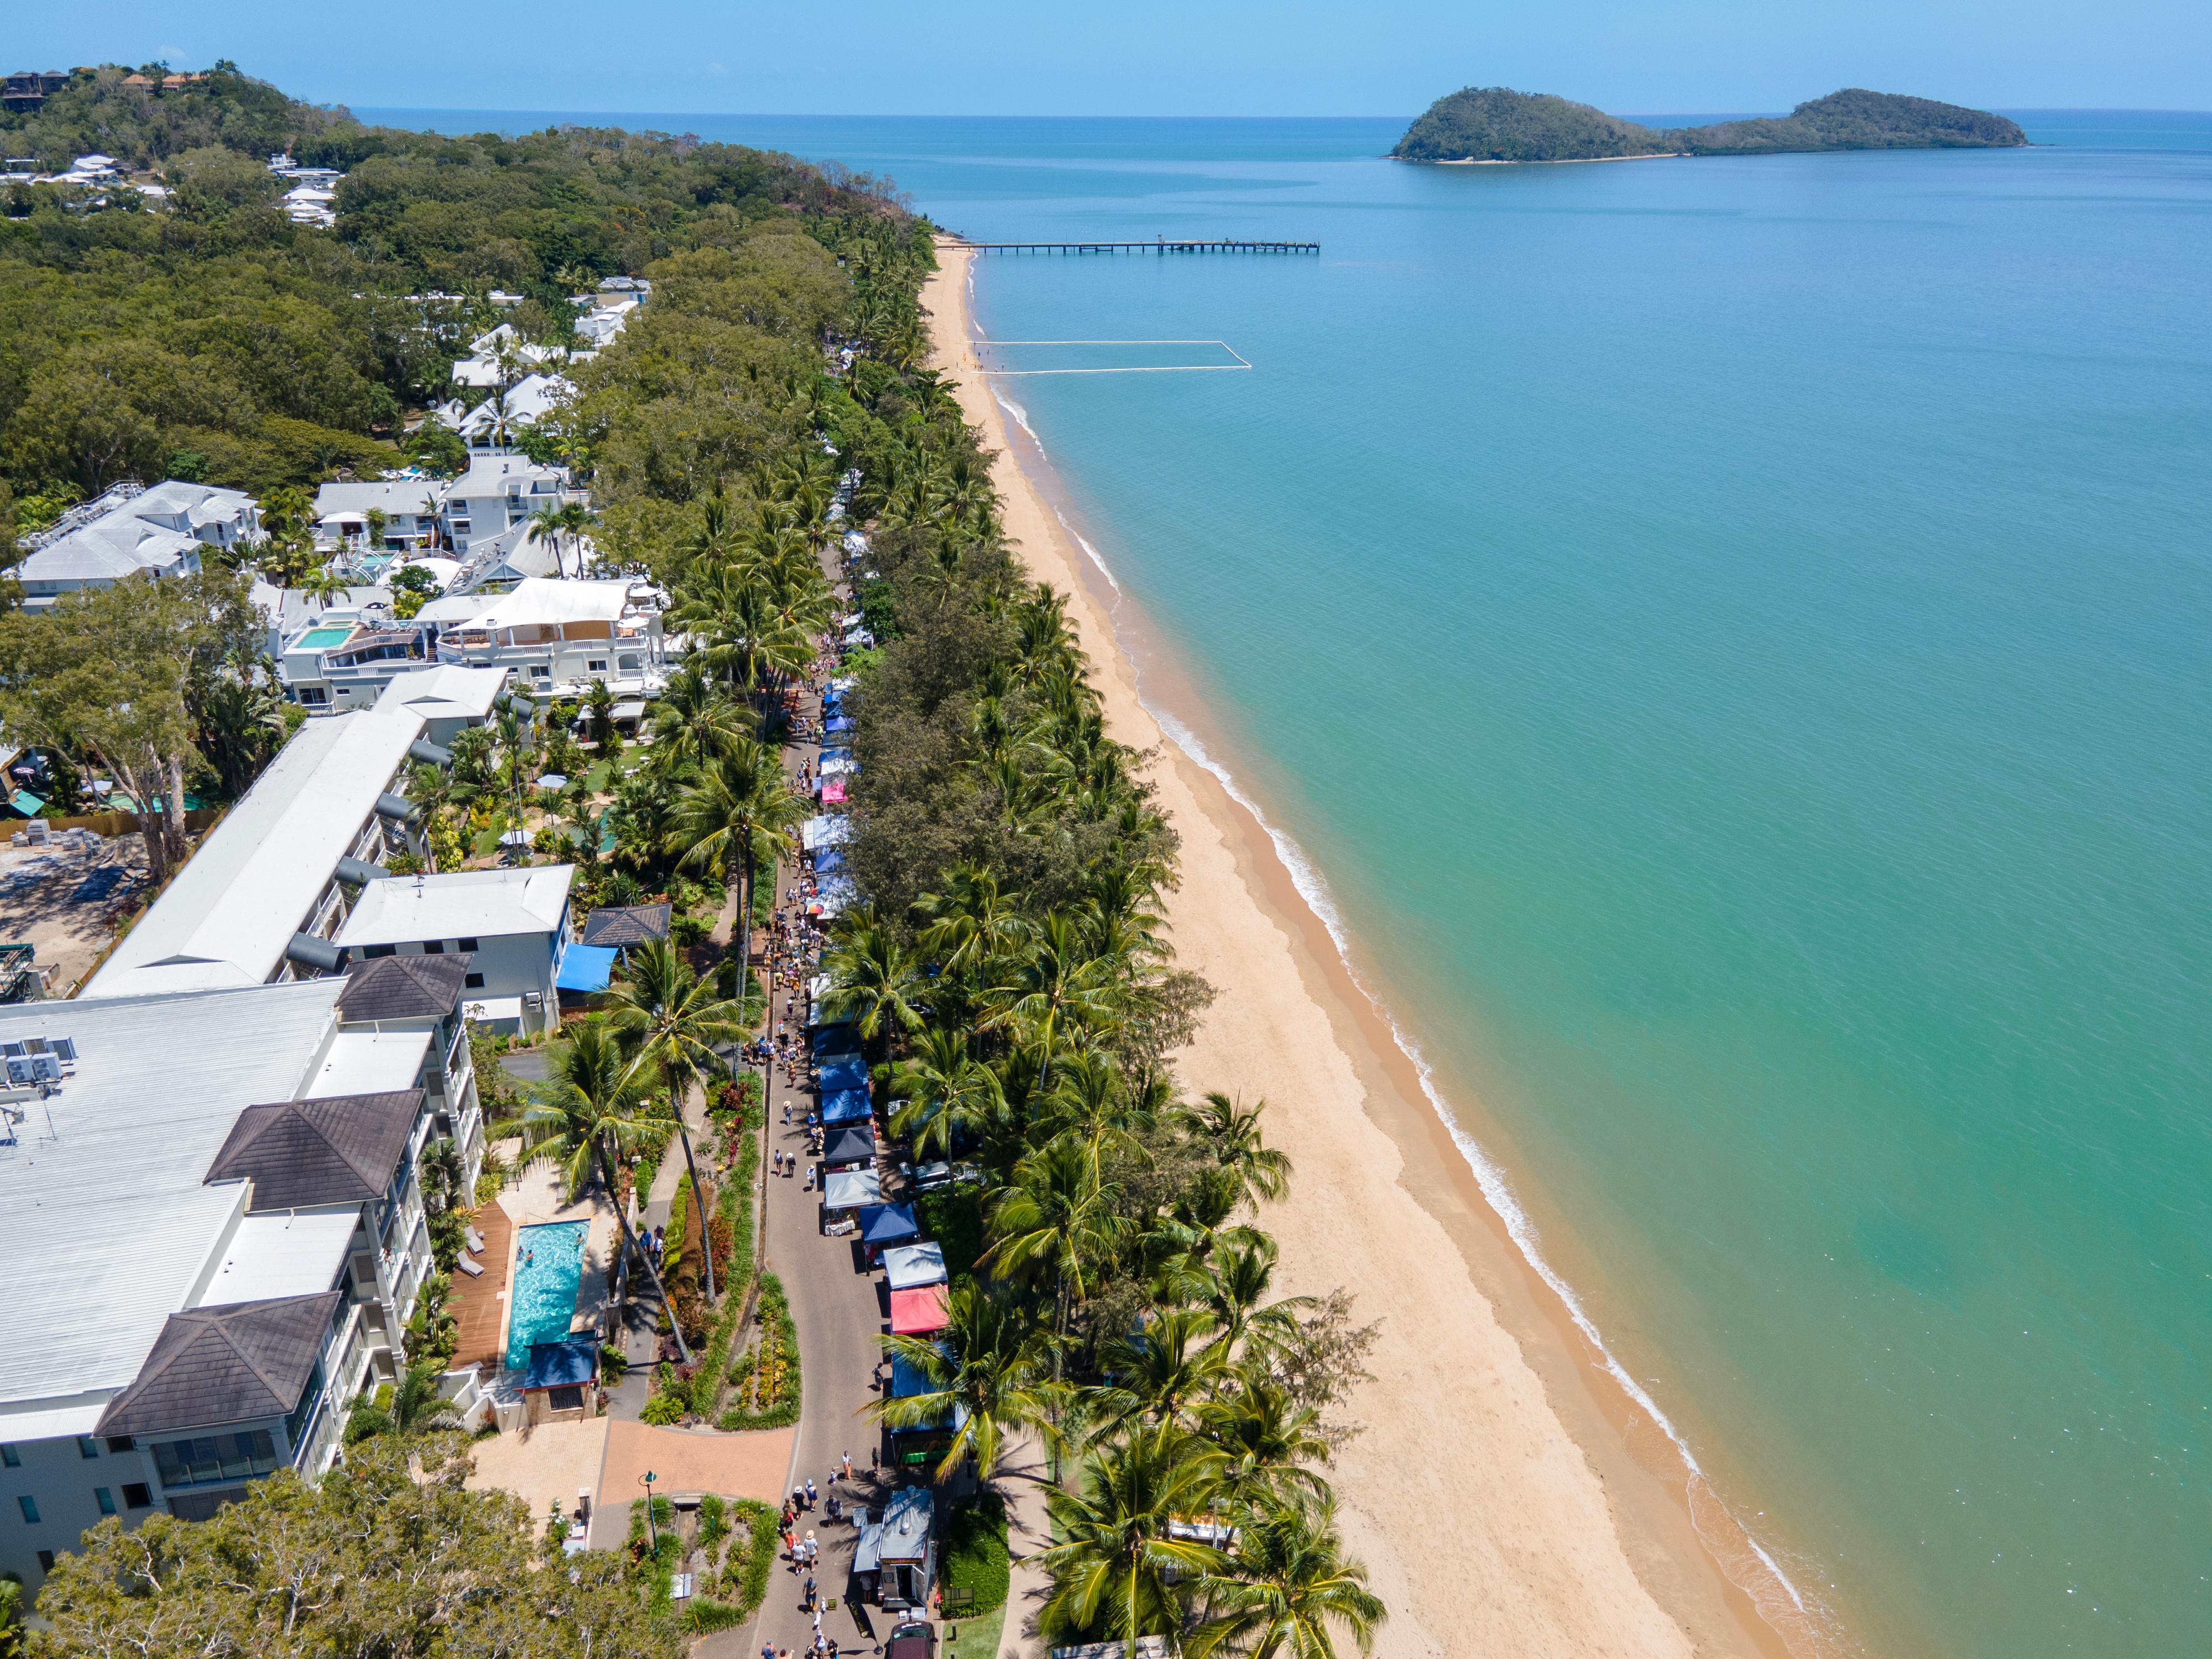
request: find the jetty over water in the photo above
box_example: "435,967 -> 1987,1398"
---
956,238 -> 1319,255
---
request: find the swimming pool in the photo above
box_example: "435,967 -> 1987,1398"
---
504,1220 -> 587,1371
298,626 -> 353,649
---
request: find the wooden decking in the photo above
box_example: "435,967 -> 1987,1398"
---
448,1200 -> 515,1370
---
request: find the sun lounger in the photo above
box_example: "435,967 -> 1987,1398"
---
466,1227 -> 487,1253
456,1254 -> 484,1276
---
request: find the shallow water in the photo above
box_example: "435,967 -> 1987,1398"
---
375,106 -> 2212,1657
505,1219 -> 586,1370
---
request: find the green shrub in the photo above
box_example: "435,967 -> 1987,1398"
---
719,1274 -> 799,1429
916,1190 -> 985,1285
711,1500 -> 778,1615
639,1390 -> 685,1427
942,1490 -> 1010,1614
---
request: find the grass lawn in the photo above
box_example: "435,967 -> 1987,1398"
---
942,1491 -> 1010,1620
944,1600 -> 1006,1659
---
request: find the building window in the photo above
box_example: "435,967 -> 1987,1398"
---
547,1385 -> 584,1412
96,1486 -> 116,1516
105,1436 -> 135,1453
422,940 -> 445,953
298,686 -> 328,706
17,1495 -> 38,1522
35,1550 -> 54,1573
77,1436 -> 98,1458
531,667 -> 551,681
457,938 -> 478,951
364,944 -> 397,959
586,660 -> 607,673
0,1444 -> 15,1467
122,1484 -> 152,1510
464,973 -> 485,989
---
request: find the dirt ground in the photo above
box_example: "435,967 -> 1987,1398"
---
0,831 -> 150,996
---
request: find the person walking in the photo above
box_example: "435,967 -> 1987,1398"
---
804,1478 -> 818,1508
803,1572 -> 817,1611
840,1451 -> 853,1483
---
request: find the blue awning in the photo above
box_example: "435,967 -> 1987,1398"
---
821,1088 -> 872,1124
819,1055 -> 868,1093
813,847 -> 849,874
555,943 -> 618,993
856,1202 -> 919,1245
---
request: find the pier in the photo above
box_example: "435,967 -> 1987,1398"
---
955,238 -> 1319,255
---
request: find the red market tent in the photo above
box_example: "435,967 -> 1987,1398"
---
888,1284 -> 951,1335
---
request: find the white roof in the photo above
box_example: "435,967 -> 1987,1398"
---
315,479 -> 445,520
801,815 -> 852,852
373,663 -> 508,723
447,457 -> 565,500
823,1166 -> 883,1210
450,578 -> 636,632
882,1243 -> 947,1290
202,1208 -> 360,1306
84,708 -> 427,998
0,981 -> 345,1412
415,593 -> 489,624
336,865 -> 575,948
301,1029 -> 431,1098
18,518 -> 197,585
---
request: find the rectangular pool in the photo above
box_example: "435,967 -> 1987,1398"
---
298,627 -> 354,649
504,1220 -> 587,1371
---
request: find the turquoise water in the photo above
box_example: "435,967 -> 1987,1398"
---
505,1220 -> 587,1370
298,626 -> 353,648
377,108 -> 2212,1657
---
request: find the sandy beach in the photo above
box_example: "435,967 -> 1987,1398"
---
923,243 -> 1801,1659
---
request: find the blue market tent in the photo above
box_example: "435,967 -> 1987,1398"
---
855,1202 -> 920,1246
813,1025 -> 860,1058
821,1089 -> 872,1124
819,1055 -> 868,1093
823,1124 -> 877,1167
824,714 -> 855,738
812,847 -> 849,874
554,943 -> 618,993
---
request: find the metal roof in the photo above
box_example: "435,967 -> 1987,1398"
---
579,902 -> 671,947
201,1210 -> 359,1306
83,708 -> 427,999
336,865 -> 574,947
95,1292 -> 341,1438
372,664 -> 508,722
0,982 -> 345,1411
205,1090 -> 424,1210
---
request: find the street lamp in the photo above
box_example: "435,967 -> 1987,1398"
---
641,1469 -> 658,1552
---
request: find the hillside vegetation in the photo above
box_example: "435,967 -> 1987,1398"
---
1392,85 -> 2027,163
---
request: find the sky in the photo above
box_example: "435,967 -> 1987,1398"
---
12,1 -> 2210,117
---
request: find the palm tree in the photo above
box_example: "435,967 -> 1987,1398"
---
821,906 -> 926,1086
1183,1092 -> 1293,1207
520,1019 -> 691,1361
981,912 -> 1130,1097
1040,1051 -> 1152,1179
912,863 -> 1029,984
1094,1307 -> 1232,1434
890,1024 -> 1005,1167
985,1139 -> 1122,1375
869,1282 -> 1056,1482
1197,1235 -> 1313,1357
666,738 -> 802,1048
526,499 -> 598,579
1036,1424 -> 1229,1651
1188,1497 -> 1385,1659
295,562 -> 352,612
644,664 -> 753,777
1192,1381 -> 1330,1515
604,939 -> 743,1303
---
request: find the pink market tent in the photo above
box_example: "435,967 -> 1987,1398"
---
888,1284 -> 950,1335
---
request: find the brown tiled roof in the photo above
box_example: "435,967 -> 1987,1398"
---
337,952 -> 472,1022
96,1292 -> 341,1437
580,902 -> 671,947
205,1091 -> 424,1210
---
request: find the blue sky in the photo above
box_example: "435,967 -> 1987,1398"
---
13,2 -> 2210,116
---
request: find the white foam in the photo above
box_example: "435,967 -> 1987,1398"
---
1052,509 -> 1122,596
992,388 -> 1046,458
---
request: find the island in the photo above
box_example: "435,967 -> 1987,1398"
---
1391,86 -> 2027,164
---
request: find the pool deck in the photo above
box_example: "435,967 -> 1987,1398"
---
490,1157 -> 622,1364
448,1198 -> 515,1370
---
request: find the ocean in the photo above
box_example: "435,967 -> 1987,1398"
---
371,106 -> 2212,1657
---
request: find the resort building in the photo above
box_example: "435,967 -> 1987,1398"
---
0,977 -> 463,1596
80,707 -> 439,999
335,864 -> 578,1036
312,478 -> 446,552
439,456 -> 574,557
371,664 -> 512,745
15,481 -> 260,612
430,578 -> 667,697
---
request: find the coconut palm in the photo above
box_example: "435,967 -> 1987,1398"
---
1036,1424 -> 1229,1651
666,738 -> 801,1048
1039,1051 -> 1152,1178
870,1282 -> 1057,1482
644,663 -> 753,776
526,499 -> 598,579
821,907 -> 926,1082
1182,1092 -> 1293,1207
1188,1496 -> 1386,1659
980,912 -> 1130,1097
986,1139 -> 1123,1374
604,939 -> 744,1302
1192,1381 -> 1331,1514
519,1018 -> 690,1361
912,863 -> 1030,983
1093,1307 -> 1233,1434
890,1024 -> 1005,1167
1197,1234 -> 1313,1357
295,562 -> 352,612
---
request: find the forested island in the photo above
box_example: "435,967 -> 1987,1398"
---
1391,86 -> 2027,163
